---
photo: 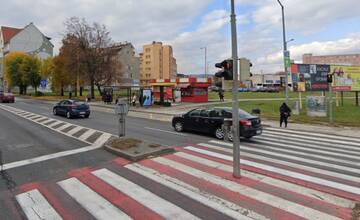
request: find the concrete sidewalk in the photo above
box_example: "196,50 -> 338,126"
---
90,101 -> 360,138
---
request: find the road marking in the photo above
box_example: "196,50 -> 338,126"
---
93,169 -> 200,220
153,157 -> 341,220
127,163 -> 265,220
264,130 -> 360,147
57,177 -> 132,220
174,151 -> 355,208
67,126 -> 84,135
144,127 -> 188,136
2,144 -> 103,171
78,129 -> 96,141
184,146 -> 360,195
92,133 -> 112,146
56,123 -> 72,131
16,189 -> 63,220
265,127 -> 360,143
203,142 -> 360,183
207,141 -> 360,174
257,134 -> 360,153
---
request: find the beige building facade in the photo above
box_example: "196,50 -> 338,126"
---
303,53 -> 360,65
140,41 -> 177,86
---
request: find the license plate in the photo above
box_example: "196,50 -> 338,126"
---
256,130 -> 262,134
80,112 -> 85,114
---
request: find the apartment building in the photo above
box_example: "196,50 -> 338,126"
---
140,41 -> 177,86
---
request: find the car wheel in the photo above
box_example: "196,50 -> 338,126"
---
215,128 -> 225,139
66,111 -> 72,119
53,108 -> 57,115
174,121 -> 183,132
244,136 -> 253,139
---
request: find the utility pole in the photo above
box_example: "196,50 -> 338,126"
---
230,0 -> 240,178
277,0 -> 289,104
200,47 -> 207,78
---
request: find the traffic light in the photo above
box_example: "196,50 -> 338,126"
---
327,74 -> 333,83
215,59 -> 233,80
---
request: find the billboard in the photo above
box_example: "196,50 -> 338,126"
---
330,65 -> 360,91
306,96 -> 326,117
291,64 -> 329,92
291,64 -> 360,92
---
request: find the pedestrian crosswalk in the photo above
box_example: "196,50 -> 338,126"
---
9,126 -> 360,220
0,104 -> 113,147
1,103 -> 359,219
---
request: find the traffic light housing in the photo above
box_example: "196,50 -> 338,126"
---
215,59 -> 233,80
327,74 -> 333,83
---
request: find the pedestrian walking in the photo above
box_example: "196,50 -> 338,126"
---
218,89 -> 224,102
280,102 -> 291,128
131,93 -> 137,106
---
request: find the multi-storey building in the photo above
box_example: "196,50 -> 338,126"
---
109,42 -> 140,87
303,53 -> 360,66
0,23 -> 53,91
140,41 -> 177,86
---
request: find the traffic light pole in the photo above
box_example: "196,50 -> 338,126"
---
329,82 -> 334,125
230,0 -> 240,178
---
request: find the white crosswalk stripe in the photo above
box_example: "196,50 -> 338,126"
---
58,177 -> 132,220
16,189 -> 62,220
93,169 -> 200,220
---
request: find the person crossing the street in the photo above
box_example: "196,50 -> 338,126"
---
280,102 -> 291,128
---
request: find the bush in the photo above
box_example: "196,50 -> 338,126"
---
34,91 -> 44,96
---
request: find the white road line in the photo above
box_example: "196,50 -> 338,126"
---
265,127 -> 360,143
203,142 -> 360,183
67,126 -> 84,135
58,177 -> 132,220
92,133 -> 112,147
34,116 -> 48,122
126,164 -> 256,220
56,123 -> 72,131
250,138 -> 360,161
50,121 -> 65,128
153,157 -> 341,220
174,151 -> 355,208
184,146 -> 360,195
264,130 -> 360,147
257,134 -> 360,153
93,169 -> 200,220
78,129 -> 96,141
2,144 -> 102,171
207,141 -> 360,174
16,189 -> 62,220
144,127 -> 188,136
39,118 -> 54,125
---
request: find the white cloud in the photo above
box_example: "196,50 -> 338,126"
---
256,33 -> 360,72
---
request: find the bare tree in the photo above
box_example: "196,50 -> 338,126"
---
63,17 -> 119,98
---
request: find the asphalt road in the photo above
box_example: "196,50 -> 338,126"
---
10,98 -> 214,147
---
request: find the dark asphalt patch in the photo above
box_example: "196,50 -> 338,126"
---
72,128 -> 88,138
86,131 -> 103,143
52,122 -> 66,129
62,125 -> 77,133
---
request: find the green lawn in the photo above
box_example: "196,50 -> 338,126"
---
213,97 -> 360,127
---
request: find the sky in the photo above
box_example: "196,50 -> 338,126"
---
1,0 -> 360,75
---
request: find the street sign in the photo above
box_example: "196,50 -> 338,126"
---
284,50 -> 291,68
115,101 -> 129,115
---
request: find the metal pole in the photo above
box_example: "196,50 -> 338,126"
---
277,0 -> 289,104
230,0 -> 240,178
205,47 -> 207,78
329,83 -> 333,125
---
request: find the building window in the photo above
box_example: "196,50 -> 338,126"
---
146,61 -> 151,65
145,48 -> 150,52
146,55 -> 151,59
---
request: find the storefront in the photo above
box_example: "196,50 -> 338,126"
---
150,79 -> 177,105
177,77 -> 211,103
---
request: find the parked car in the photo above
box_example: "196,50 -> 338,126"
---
0,92 -> 15,103
172,107 -> 262,139
53,100 -> 90,119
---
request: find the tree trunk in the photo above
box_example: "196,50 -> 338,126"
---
24,86 -> 27,95
61,87 -> 64,96
19,86 -> 23,95
74,83 -> 78,97
96,84 -> 102,97
80,86 -> 83,96
90,81 -> 95,99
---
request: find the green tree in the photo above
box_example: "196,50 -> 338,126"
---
20,56 -> 41,94
5,52 -> 29,94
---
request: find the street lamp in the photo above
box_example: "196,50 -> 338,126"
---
277,0 -> 289,104
200,47 -> 207,78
